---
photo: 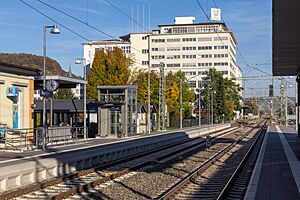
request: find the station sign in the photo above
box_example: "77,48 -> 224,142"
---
40,89 -> 52,97
6,87 -> 20,97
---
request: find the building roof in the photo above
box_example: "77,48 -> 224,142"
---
34,99 -> 97,112
34,75 -> 86,89
158,22 -> 227,27
273,0 -> 300,76
0,61 -> 42,77
97,85 -> 138,90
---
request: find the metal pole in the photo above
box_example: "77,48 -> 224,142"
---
180,79 -> 183,129
50,97 -> 53,127
285,81 -> 288,127
272,77 -> 275,122
147,36 -> 151,133
296,80 -> 298,131
42,26 -> 47,150
198,90 -> 201,126
83,59 -> 87,139
211,91 -> 214,124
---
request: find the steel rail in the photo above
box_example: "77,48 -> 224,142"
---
157,119 -> 267,200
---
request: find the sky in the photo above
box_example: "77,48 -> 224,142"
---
0,0 -> 283,96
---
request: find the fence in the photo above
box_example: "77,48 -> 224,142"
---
0,126 -> 87,152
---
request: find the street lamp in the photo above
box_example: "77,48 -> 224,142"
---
42,25 -> 60,150
75,58 -> 87,139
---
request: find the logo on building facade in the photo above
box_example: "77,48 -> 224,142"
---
6,87 -> 20,97
211,8 -> 221,21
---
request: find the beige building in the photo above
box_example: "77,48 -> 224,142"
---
0,62 -> 40,130
83,17 -> 242,89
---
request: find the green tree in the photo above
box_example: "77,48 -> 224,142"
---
201,68 -> 242,121
131,69 -> 159,105
87,48 -> 131,99
166,71 -> 195,122
53,88 -> 74,99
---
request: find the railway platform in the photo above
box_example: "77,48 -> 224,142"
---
245,125 -> 300,200
0,123 -> 230,193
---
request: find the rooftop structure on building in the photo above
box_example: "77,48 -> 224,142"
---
83,16 -> 242,89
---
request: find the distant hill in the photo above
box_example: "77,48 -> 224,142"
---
0,53 -> 69,76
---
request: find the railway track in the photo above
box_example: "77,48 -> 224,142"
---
1,125 -> 237,200
159,119 -> 268,200
58,122 -> 262,199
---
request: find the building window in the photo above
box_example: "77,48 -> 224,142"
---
214,36 -> 228,41
189,80 -> 197,88
151,55 -> 165,59
214,54 -> 228,58
167,63 -> 181,68
173,27 -> 188,34
198,46 -> 212,50
182,46 -> 197,51
182,63 -> 197,67
152,47 -> 165,51
167,47 -> 181,51
198,63 -> 212,67
121,46 -> 131,53
214,45 -> 228,49
183,55 -> 196,59
198,37 -> 213,41
142,49 -> 149,53
142,36 -> 148,40
214,62 -> 229,66
152,39 -> 165,43
151,64 -> 160,68
142,61 -> 149,65
166,38 -> 181,42
167,55 -> 181,59
182,38 -> 196,42
198,54 -> 212,58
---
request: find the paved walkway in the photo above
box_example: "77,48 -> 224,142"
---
245,125 -> 300,200
0,124 -> 218,167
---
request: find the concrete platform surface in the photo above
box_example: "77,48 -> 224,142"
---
245,125 -> 300,200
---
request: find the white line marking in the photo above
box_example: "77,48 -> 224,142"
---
276,125 -> 300,192
244,125 -> 268,200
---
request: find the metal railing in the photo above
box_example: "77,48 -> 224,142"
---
0,126 -> 88,151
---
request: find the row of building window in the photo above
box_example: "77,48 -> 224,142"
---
152,37 -> 230,43
150,45 -> 229,52
151,62 -> 228,68
151,54 -> 228,59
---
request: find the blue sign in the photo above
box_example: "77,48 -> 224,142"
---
0,127 -> 6,139
6,87 -> 20,97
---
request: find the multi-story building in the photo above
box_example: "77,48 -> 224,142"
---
83,17 -> 242,89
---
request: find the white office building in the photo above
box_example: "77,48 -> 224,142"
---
83,17 -> 242,89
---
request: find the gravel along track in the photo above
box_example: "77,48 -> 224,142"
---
62,126 -> 254,200
12,127 -> 237,200
169,124 -> 265,200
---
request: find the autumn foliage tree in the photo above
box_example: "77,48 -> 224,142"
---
87,48 -> 131,99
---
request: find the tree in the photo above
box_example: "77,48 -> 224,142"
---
201,68 -> 242,121
131,70 -> 195,125
53,88 -> 74,99
87,48 -> 131,99
166,71 -> 195,122
131,69 -> 159,105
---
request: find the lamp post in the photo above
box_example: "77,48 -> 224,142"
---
180,79 -> 183,129
75,58 -> 87,139
42,25 -> 60,150
180,75 -> 203,129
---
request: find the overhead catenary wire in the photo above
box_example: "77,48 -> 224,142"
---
36,0 -> 181,71
19,0 -> 91,42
